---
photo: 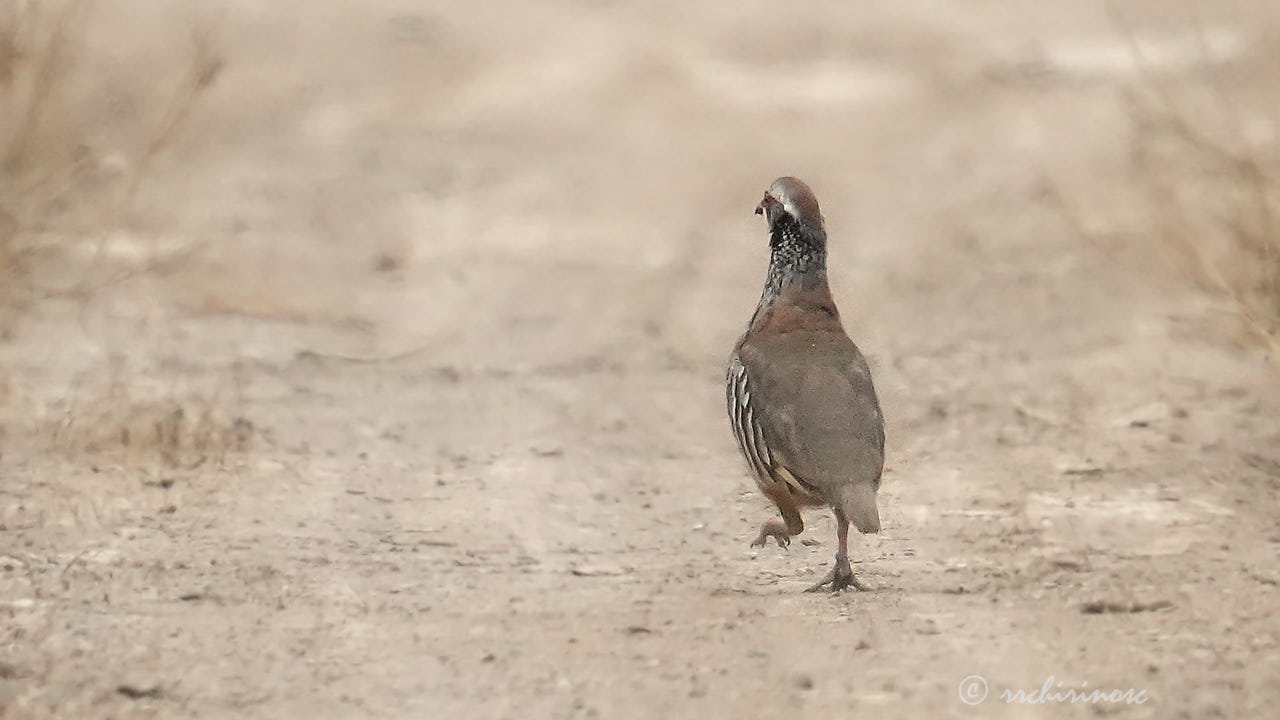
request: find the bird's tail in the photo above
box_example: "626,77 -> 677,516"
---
840,483 -> 880,534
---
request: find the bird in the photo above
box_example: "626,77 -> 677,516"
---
726,176 -> 885,592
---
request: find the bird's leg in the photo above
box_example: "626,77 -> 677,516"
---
750,508 -> 803,549
806,511 -> 869,592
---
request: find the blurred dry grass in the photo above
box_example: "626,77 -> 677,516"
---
1119,16 -> 1280,361
1048,17 -> 1280,365
1,0 -> 90,329
1,0 -> 238,466
1127,88 -> 1280,360
50,368 -> 255,471
0,0 -> 221,333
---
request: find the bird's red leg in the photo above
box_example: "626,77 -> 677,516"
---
806,510 -> 869,592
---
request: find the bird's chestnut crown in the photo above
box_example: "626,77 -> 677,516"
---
755,176 -> 826,243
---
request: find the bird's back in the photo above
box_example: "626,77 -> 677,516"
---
733,281 -> 885,531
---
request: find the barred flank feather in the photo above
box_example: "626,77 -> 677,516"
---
726,354 -> 821,500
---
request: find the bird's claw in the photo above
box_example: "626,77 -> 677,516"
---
806,555 -> 868,593
750,518 -> 793,550
750,528 -> 791,550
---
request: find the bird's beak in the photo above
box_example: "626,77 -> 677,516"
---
755,192 -> 774,216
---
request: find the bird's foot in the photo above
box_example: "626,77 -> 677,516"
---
750,518 -> 791,549
806,553 -> 869,593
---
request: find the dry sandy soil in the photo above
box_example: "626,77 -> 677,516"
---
2,1 -> 1279,718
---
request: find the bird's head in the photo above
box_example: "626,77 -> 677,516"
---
755,176 -> 826,248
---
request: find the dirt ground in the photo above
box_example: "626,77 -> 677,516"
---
2,1 -> 1279,718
